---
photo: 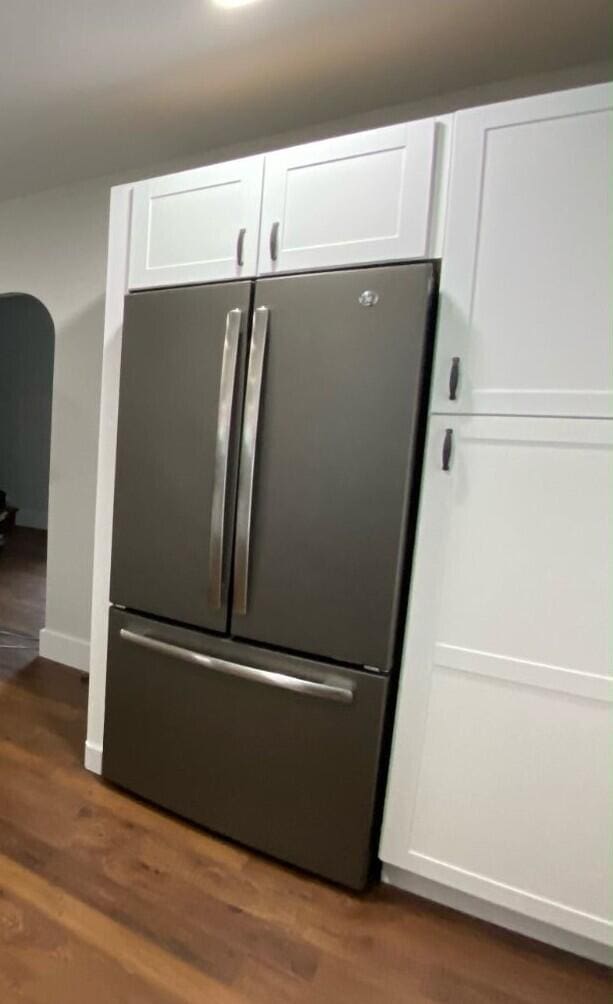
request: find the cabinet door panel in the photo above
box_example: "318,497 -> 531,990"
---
432,84 -> 611,417
129,157 -> 264,289
380,415 -> 613,944
259,122 -> 437,274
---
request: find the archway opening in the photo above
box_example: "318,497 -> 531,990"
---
0,293 -> 55,646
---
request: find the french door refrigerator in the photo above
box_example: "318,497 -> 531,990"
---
103,263 -> 437,889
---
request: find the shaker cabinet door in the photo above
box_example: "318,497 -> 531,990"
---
431,83 -> 612,418
380,415 -> 613,945
258,121 -> 438,274
128,156 -> 264,289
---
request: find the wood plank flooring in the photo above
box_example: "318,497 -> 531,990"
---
0,530 -> 610,1002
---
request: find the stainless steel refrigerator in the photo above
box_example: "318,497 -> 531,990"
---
103,262 -> 437,889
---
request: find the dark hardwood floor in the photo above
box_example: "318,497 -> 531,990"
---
0,530 -> 609,1002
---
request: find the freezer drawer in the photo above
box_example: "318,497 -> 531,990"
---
103,609 -> 390,889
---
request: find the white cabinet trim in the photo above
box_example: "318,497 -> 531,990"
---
401,851 -> 612,945
435,644 -> 612,704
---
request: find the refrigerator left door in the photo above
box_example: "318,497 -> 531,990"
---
110,281 -> 253,632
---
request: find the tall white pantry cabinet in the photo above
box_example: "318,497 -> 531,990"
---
380,82 -> 612,955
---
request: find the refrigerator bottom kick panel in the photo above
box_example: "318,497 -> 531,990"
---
103,608 -> 391,889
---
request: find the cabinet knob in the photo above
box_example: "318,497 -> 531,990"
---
270,221 -> 280,263
449,356 -> 460,401
442,428 -> 453,472
236,227 -> 246,268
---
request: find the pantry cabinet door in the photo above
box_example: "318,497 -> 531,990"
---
431,84 -> 612,417
128,156 -> 264,289
258,121 -> 438,274
380,415 -> 613,945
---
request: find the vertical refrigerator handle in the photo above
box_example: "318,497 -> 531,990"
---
234,306 -> 269,615
208,308 -> 242,610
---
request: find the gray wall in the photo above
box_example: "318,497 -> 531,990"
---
0,295 -> 54,528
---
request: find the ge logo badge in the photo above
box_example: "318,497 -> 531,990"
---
358,290 -> 379,307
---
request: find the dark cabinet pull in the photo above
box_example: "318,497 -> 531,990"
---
269,221 -> 280,262
442,428 -> 453,472
449,356 -> 460,400
236,227 -> 246,267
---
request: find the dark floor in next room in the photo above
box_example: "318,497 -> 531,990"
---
0,526 -> 47,636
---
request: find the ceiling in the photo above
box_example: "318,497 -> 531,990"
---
0,0 -> 609,200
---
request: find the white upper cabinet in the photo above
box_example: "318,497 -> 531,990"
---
381,415 -> 613,945
128,156 -> 265,289
431,84 -> 612,418
258,122 -> 438,274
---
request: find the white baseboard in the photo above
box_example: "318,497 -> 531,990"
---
39,628 -> 90,673
84,740 -> 103,775
381,865 -> 613,967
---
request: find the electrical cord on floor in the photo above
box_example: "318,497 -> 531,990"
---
0,628 -> 38,649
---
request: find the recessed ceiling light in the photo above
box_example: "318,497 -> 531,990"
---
213,0 -> 262,8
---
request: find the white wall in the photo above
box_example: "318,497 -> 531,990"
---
0,60 -> 601,676
0,295 -> 54,528
0,181 -> 111,668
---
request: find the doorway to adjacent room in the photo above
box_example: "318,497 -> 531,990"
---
0,293 -> 54,652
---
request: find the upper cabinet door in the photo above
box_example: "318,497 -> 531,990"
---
128,156 -> 265,289
258,122 -> 438,274
432,84 -> 612,418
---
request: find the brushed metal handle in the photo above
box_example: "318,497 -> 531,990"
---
269,221 -> 280,262
449,356 -> 460,401
234,306 -> 269,615
442,428 -> 453,472
208,308 -> 242,609
120,628 -> 354,704
236,227 -> 246,267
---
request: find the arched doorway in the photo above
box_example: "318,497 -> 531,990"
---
0,293 -> 54,645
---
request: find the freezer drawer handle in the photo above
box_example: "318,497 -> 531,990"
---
208,308 -> 242,610
234,305 -> 269,615
236,227 -> 246,267
120,628 -> 355,704
448,356 -> 460,401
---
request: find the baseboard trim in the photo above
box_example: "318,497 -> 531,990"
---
381,865 -> 613,967
84,740 -> 103,775
39,628 -> 90,673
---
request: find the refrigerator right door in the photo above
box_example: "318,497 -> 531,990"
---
232,263 -> 435,669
